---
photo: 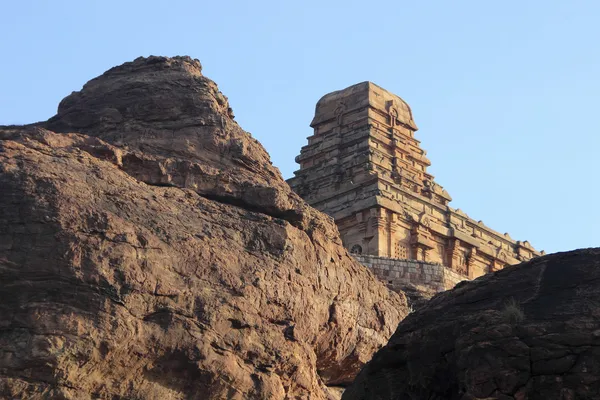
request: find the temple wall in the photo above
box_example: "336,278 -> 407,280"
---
354,254 -> 467,292
343,209 -> 520,279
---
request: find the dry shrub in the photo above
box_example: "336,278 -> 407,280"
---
501,297 -> 524,325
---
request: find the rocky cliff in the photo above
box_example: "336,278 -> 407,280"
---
343,248 -> 600,400
0,56 -> 407,399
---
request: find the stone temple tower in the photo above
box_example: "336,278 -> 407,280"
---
287,82 -> 541,279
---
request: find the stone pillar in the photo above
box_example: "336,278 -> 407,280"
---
355,212 -> 365,231
369,208 -> 388,257
388,213 -> 398,258
449,239 -> 463,273
466,248 -> 477,279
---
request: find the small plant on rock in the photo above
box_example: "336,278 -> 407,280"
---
501,297 -> 525,325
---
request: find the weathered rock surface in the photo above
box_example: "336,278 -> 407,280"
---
343,248 -> 600,400
396,283 -> 438,311
0,56 -> 407,399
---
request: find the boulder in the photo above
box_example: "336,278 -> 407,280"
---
343,248 -> 600,400
0,56 -> 407,399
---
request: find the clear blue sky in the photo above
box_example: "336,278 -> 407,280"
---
1,1 -> 599,254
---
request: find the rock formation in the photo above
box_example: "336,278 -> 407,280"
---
343,248 -> 600,400
0,56 -> 407,399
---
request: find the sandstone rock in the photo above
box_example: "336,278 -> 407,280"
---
0,56 -> 407,399
45,56 -> 310,228
343,248 -> 600,400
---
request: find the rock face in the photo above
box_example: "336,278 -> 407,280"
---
343,248 -> 600,400
0,56 -> 407,399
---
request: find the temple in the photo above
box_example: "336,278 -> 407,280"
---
287,82 -> 541,280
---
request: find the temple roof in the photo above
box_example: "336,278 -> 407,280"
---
310,81 -> 417,130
